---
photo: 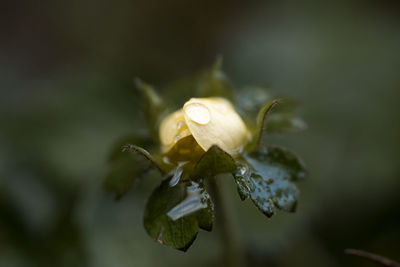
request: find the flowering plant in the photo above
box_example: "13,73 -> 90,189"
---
105,60 -> 307,252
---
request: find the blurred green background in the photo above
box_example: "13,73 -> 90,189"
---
1,0 -> 400,266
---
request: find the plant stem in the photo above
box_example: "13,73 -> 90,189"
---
209,178 -> 246,267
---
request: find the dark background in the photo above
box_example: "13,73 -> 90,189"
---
1,0 -> 400,266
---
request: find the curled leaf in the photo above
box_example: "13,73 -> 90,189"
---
108,134 -> 153,162
104,144 -> 164,200
252,99 -> 279,149
122,144 -> 164,173
238,87 -> 306,151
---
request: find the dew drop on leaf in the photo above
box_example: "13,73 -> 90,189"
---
167,181 -> 209,221
169,164 -> 185,187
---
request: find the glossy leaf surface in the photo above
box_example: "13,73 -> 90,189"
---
233,146 -> 306,217
144,178 -> 213,251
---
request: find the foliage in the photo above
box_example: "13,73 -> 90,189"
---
105,60 -> 307,251
144,178 -> 213,251
234,146 -> 306,217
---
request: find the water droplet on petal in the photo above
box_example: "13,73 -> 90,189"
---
185,103 -> 210,125
177,120 -> 185,129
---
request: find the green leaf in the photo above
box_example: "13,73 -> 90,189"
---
233,146 -> 307,217
135,78 -> 167,139
249,98 -> 307,150
258,98 -> 306,136
192,145 -> 236,179
144,178 -> 213,251
196,57 -> 235,102
237,87 -> 306,148
104,144 -> 164,200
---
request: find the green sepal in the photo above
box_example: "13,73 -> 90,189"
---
121,144 -> 164,174
104,144 -> 164,200
143,178 -> 214,251
233,145 -> 306,217
253,99 -> 279,148
192,145 -> 236,179
162,58 -> 235,107
237,87 -> 306,149
135,78 -> 167,140
196,57 -> 235,102
236,86 -> 274,121
108,134 -> 153,162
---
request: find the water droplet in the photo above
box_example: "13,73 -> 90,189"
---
167,181 -> 208,221
185,103 -> 210,125
237,164 -> 249,177
177,120 -> 185,129
169,164 -> 185,187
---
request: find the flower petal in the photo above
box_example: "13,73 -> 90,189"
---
159,109 -> 191,152
183,98 -> 249,155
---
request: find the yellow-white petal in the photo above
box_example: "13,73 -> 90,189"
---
183,97 -> 248,155
159,109 -> 191,152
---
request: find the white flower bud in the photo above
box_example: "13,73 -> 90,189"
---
159,97 -> 248,156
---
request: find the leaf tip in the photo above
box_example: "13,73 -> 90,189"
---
270,98 -> 280,109
178,232 -> 198,252
121,144 -> 132,152
264,211 -> 274,218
